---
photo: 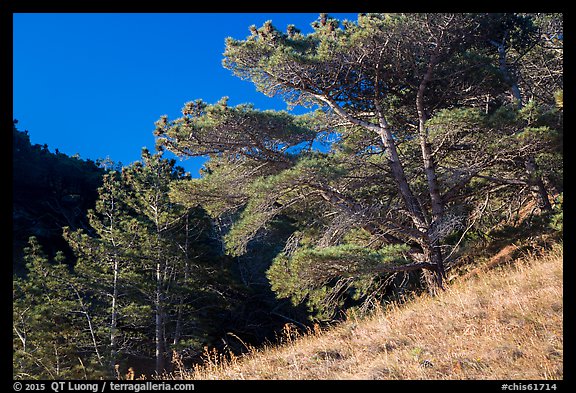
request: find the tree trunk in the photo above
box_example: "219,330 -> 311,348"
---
416,52 -> 446,296
377,128 -> 427,230
416,52 -> 444,222
109,257 -> 119,373
155,261 -> 165,374
173,215 -> 190,348
430,242 -> 445,288
525,157 -> 552,211
421,241 -> 445,296
319,83 -> 444,295
494,38 -> 523,109
314,92 -> 427,230
420,139 -> 443,219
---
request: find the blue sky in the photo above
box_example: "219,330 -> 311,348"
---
13,13 -> 359,176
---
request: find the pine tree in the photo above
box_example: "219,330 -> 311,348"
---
13,238 -> 105,379
156,13 -> 561,319
117,148 -> 191,373
63,148 -> 240,376
63,170 -> 148,376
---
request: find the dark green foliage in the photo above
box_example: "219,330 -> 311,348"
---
13,121 -> 105,275
13,238 -> 107,379
64,149 -> 240,375
267,242 -> 410,320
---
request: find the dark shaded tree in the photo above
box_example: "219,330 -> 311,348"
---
12,121 -> 105,274
65,149 -> 240,375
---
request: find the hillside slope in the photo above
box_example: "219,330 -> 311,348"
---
176,244 -> 563,380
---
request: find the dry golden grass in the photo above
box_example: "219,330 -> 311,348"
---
174,244 -> 563,380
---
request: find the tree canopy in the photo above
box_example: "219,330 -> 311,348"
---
156,12 -> 562,317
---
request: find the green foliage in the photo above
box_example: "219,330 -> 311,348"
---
98,150 -> 238,371
221,154 -> 353,257
549,193 -> 563,233
42,150 -> 242,376
13,238 -> 106,379
154,99 -> 317,162
158,13 -> 562,325
216,12 -> 561,314
63,168 -> 150,374
267,243 -> 410,320
168,155 -> 273,218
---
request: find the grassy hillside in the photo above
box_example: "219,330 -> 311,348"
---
171,244 -> 563,380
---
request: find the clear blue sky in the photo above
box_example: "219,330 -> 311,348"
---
13,13 -> 359,176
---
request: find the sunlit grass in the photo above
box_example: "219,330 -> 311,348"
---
167,244 -> 562,380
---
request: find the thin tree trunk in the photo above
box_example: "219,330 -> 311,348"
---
317,85 -> 445,294
172,305 -> 183,348
377,127 -> 427,230
374,51 -> 429,230
173,215 -> 190,348
493,37 -> 523,109
54,342 -> 60,378
155,261 -> 165,374
109,257 -> 119,372
416,54 -> 444,221
152,197 -> 166,375
314,92 -> 427,230
69,284 -> 103,366
369,126 -> 447,294
13,323 -> 27,353
430,241 -> 445,289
